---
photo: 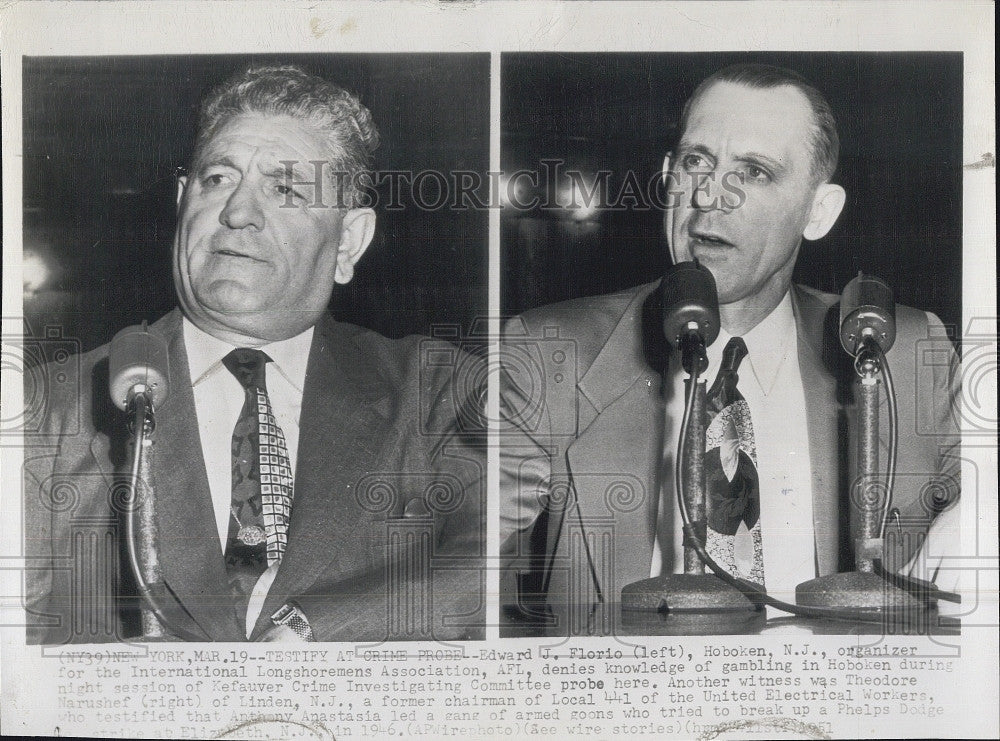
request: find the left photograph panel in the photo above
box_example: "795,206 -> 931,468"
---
20,54 -> 489,643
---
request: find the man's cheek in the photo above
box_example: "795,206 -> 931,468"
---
183,201 -> 222,229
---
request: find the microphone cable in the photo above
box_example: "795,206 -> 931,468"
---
672,353 -> 957,624
123,393 -> 203,641
870,341 -> 959,603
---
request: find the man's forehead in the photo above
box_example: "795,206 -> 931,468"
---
197,113 -> 329,171
680,80 -> 815,161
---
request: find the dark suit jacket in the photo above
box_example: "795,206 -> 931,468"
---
499,281 -> 960,612
24,310 -> 485,643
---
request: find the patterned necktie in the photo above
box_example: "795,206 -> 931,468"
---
221,348 -> 294,613
703,337 -> 765,586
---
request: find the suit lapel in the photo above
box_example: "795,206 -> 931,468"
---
562,284 -> 850,587
565,283 -> 663,593
791,286 -> 846,576
251,315 -> 391,638
88,311 -> 241,640
147,312 -> 243,640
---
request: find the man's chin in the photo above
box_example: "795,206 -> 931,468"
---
191,299 -> 325,343
196,280 -> 273,313
680,247 -> 736,290
184,288 -> 274,339
695,269 -> 749,308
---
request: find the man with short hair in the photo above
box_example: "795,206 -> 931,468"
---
26,65 -> 484,643
500,64 -> 960,616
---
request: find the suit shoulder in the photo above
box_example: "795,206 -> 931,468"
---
896,302 -> 941,332
26,312 -> 182,448
331,321 -> 484,444
893,303 -> 954,358
332,321 -> 479,394
794,283 -> 839,308
795,283 -> 946,331
31,339 -> 108,431
504,283 -> 653,345
333,322 -> 418,377
36,311 -> 181,417
795,282 -> 943,333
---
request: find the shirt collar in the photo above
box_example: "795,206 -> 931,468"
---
707,290 -> 795,396
182,317 -> 313,394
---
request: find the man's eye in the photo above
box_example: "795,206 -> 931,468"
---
274,183 -> 303,200
681,153 -> 709,171
201,173 -> 231,188
745,165 -> 771,183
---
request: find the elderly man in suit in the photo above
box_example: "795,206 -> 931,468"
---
25,65 -> 484,643
500,63 -> 960,621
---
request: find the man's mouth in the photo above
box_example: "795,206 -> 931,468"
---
689,231 -> 734,249
213,248 -> 266,262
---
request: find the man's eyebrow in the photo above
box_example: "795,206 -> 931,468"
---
674,143 -> 789,176
675,142 -> 714,158
261,162 -> 314,182
196,155 -> 240,174
734,151 -> 788,175
261,164 -> 293,179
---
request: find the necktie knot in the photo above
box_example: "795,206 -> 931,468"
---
223,348 -> 272,391
720,336 -> 748,374
707,337 -> 748,410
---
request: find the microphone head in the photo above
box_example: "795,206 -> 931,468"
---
839,272 -> 896,355
109,325 -> 170,411
661,260 -> 721,348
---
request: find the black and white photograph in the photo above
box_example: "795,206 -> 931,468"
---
17,54 -> 489,644
499,52 -> 964,635
1,2 -> 995,740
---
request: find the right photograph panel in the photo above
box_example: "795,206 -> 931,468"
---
498,52 -> 963,637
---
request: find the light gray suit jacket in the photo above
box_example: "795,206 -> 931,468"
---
500,281 -> 960,612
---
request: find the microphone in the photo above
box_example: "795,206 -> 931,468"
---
839,272 -> 896,356
796,272 -> 923,616
109,324 -> 170,412
109,323 -> 173,639
662,260 -> 720,374
620,260 -> 758,620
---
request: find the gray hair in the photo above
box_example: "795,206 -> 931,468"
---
190,64 -> 380,208
679,63 -> 839,184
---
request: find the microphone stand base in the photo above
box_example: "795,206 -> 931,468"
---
796,571 -> 925,612
140,610 -> 165,640
622,574 -> 760,613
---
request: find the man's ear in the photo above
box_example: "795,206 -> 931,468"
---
334,208 -> 377,284
176,175 -> 188,210
803,182 -> 846,241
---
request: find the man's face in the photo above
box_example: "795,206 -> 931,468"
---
173,113 -> 369,344
668,81 -> 826,308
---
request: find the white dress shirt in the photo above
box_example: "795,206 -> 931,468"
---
652,291 -> 815,602
183,318 -> 312,636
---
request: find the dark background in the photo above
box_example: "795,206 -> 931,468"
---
501,52 -> 963,336
22,54 -> 489,355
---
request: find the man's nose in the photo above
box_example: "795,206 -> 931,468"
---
689,171 -> 722,212
689,170 -> 740,214
219,181 -> 265,230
